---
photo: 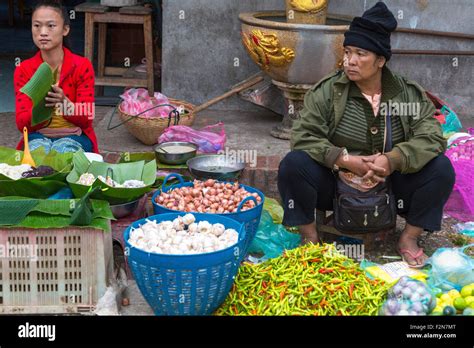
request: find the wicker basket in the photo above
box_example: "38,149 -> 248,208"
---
118,98 -> 196,146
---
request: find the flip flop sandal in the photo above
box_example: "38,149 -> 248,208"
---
399,248 -> 427,269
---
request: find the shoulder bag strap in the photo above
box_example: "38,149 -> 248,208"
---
383,109 -> 393,153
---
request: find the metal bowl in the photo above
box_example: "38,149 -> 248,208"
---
110,197 -> 141,219
154,142 -> 198,165
187,155 -> 246,181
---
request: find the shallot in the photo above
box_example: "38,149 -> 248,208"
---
155,179 -> 262,214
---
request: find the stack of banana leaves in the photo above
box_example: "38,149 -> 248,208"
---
0,197 -> 114,232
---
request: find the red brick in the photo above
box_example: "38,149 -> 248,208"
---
267,155 -> 283,170
265,170 -> 279,199
239,167 -> 255,187
253,168 -> 267,192
256,156 -> 268,169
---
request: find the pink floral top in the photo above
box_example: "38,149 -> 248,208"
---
362,92 -> 382,116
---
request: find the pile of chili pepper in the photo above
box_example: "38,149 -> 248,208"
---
215,243 -> 390,316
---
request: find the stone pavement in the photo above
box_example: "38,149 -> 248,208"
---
119,280 -> 154,315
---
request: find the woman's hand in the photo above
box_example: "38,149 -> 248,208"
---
45,84 -> 67,107
337,153 -> 391,182
362,155 -> 392,183
341,155 -> 372,177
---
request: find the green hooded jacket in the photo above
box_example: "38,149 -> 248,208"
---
291,67 -> 446,174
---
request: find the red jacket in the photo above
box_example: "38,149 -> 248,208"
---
14,47 -> 99,153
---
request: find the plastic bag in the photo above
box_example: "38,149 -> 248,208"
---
427,244 -> 474,291
248,210 -> 300,260
447,132 -> 472,148
158,122 -> 226,153
454,222 -> 474,237
94,286 -> 119,315
445,135 -> 474,221
441,105 -> 463,135
379,276 -> 436,316
361,260 -> 428,284
263,197 -> 284,224
120,88 -> 174,119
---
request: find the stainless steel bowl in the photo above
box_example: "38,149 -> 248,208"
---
110,197 -> 141,219
154,142 -> 198,165
187,155 -> 246,180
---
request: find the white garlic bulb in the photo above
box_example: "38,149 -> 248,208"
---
128,214 -> 239,255
188,223 -> 198,234
182,213 -> 196,225
211,223 -> 225,237
172,216 -> 185,231
161,221 -> 173,230
197,221 -> 212,234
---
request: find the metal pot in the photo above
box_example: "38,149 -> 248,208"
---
186,155 -> 246,181
154,142 -> 198,165
110,197 -> 141,219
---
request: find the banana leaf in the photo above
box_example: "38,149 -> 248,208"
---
20,62 -> 58,126
67,151 -> 156,205
0,196 -> 115,220
0,147 -> 74,198
0,199 -> 39,225
11,213 -> 111,232
0,197 -> 114,232
120,152 -> 156,163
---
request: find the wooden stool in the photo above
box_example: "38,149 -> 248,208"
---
316,210 -> 393,251
75,2 -> 155,96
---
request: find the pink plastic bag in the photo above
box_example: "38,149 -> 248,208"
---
445,131 -> 474,221
158,123 -> 226,153
120,88 -> 174,118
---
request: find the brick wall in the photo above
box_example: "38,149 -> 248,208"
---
239,155 -> 282,200
101,152 -> 284,200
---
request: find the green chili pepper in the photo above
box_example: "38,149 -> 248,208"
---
215,243 -> 389,316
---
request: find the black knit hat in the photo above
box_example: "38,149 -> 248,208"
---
343,2 -> 398,60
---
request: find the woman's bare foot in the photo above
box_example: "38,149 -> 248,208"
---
298,221 -> 319,245
398,223 -> 428,267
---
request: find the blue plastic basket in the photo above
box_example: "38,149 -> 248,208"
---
152,173 -> 264,255
124,212 -> 246,315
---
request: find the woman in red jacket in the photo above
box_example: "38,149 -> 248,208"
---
15,0 -> 99,154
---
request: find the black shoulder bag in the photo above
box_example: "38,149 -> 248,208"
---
333,111 -> 397,233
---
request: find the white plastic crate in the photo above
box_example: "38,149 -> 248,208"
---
0,225 -> 113,314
